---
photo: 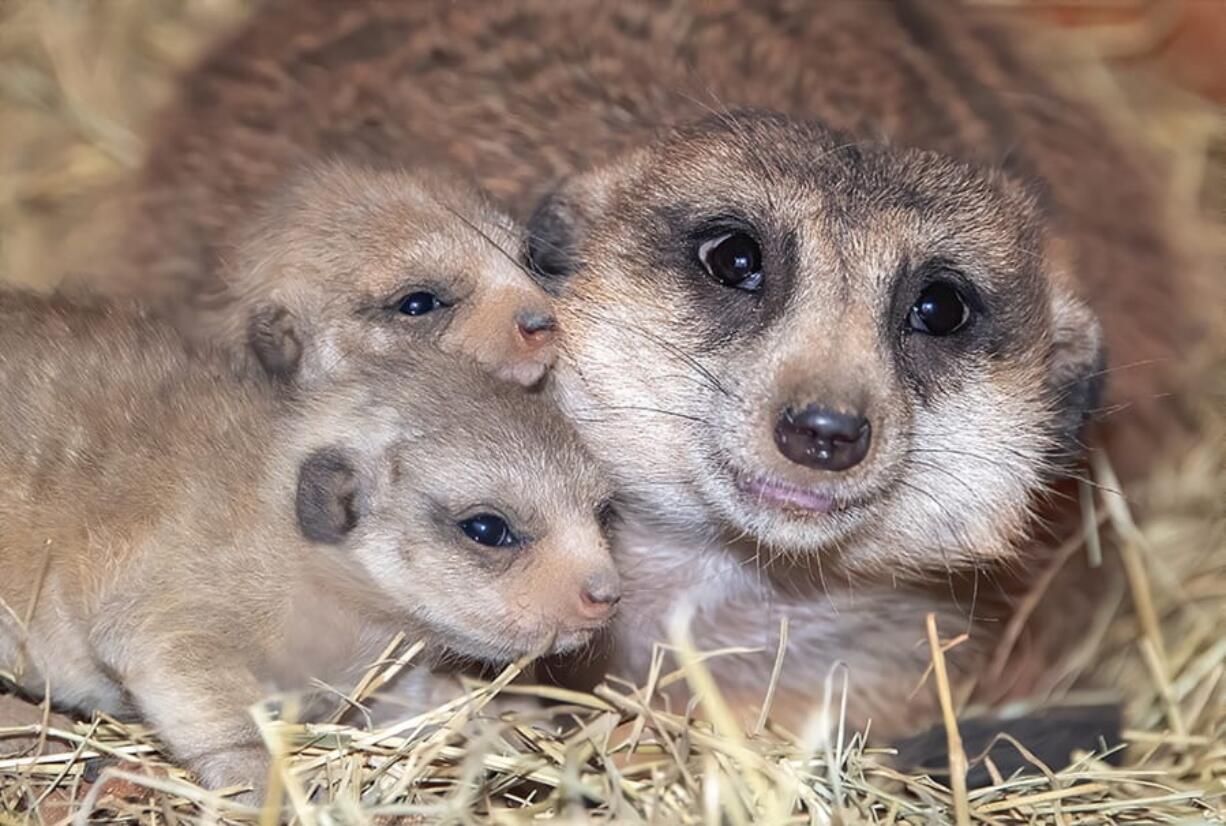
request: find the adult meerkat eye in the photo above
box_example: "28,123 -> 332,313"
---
908,281 -> 970,336
458,513 -> 520,548
397,291 -> 445,317
698,232 -> 763,292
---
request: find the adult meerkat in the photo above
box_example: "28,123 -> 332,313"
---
0,291 -> 619,794
182,160 -> 558,388
109,1 -> 1208,737
535,112 -> 1105,735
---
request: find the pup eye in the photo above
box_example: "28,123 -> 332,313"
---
908,282 -> 970,336
698,232 -> 763,292
398,291 -> 443,316
458,513 -> 519,548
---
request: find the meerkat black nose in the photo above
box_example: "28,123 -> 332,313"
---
774,405 -> 872,471
517,310 -> 556,341
578,570 -> 622,619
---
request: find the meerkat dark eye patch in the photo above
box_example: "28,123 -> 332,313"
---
248,305 -> 303,380
296,448 -> 363,544
887,261 -> 999,399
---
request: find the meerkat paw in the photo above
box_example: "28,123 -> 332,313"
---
189,743 -> 271,804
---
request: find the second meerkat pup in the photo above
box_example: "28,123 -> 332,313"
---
0,291 -> 619,796
177,161 -> 558,388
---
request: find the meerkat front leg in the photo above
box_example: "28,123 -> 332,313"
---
119,638 -> 271,799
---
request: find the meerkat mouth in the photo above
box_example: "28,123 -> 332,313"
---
732,472 -> 853,516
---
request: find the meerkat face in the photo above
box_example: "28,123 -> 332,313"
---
223,162 -> 556,387
292,358 -> 620,662
528,113 -> 1104,574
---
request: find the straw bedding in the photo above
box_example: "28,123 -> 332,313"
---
1,1 -> 1223,822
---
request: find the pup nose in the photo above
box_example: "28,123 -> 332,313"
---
517,310 -> 556,343
578,571 -> 621,620
774,405 -> 872,471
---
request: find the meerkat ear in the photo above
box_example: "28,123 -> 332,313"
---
524,187 -> 593,286
248,304 -> 304,380
1046,288 -> 1106,462
524,162 -> 636,288
296,447 -> 364,544
992,184 -> 1105,462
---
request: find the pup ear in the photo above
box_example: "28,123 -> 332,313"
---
248,304 -> 304,380
1045,288 -> 1106,462
296,447 -> 364,544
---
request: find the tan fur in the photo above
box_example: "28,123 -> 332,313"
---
0,290 -> 616,794
97,0 -> 1207,738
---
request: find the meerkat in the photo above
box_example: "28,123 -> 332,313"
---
177,160 -> 557,389
0,290 -> 619,795
527,112 -> 1109,736
103,0 -> 1210,740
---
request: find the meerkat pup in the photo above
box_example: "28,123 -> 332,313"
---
0,291 -> 619,795
185,160 -> 558,388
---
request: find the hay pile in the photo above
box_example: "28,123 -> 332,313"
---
1,1 -> 1223,822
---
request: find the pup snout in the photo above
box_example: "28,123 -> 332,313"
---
487,308 -> 557,385
576,569 -> 622,621
774,405 -> 872,471
516,309 -> 557,344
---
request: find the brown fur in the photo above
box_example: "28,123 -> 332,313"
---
98,0 -> 1208,737
0,290 -> 617,794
